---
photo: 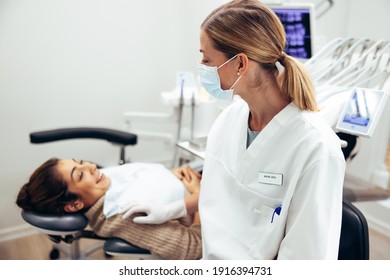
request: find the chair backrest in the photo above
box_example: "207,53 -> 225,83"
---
338,200 -> 370,260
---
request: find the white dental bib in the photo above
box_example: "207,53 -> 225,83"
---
102,163 -> 185,218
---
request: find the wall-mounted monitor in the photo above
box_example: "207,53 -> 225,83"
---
336,87 -> 389,137
268,3 -> 315,60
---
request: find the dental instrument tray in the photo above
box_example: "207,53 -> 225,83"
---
188,136 -> 208,149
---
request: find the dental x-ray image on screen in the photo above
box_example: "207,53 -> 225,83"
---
336,87 -> 389,137
269,4 -> 314,59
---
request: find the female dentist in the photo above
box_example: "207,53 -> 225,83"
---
197,0 -> 345,259
122,0 -> 346,260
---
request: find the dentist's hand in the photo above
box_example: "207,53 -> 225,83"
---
120,199 -> 187,224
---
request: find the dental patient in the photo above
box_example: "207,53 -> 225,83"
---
16,158 -> 202,260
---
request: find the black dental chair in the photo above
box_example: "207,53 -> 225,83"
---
338,199 -> 370,260
20,127 -> 157,259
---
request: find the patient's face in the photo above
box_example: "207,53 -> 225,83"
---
57,159 -> 111,208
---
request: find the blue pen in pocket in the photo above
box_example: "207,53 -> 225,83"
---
271,205 -> 282,223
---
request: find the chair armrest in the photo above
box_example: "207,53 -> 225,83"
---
30,127 -> 137,146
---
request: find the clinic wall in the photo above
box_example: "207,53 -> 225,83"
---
344,0 -> 390,41
0,0 -> 227,241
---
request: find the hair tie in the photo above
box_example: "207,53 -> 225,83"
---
278,52 -> 287,66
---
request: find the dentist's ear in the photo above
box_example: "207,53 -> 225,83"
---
64,200 -> 84,213
237,53 -> 249,75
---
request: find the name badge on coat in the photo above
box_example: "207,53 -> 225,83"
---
258,172 -> 283,186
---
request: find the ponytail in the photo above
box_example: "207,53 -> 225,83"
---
278,53 -> 318,111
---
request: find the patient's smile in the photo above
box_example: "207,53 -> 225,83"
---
97,170 -> 105,184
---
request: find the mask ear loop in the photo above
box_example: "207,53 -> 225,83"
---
217,54 -> 242,91
217,54 -> 239,69
229,73 -> 242,90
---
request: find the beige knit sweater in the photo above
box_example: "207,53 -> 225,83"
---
84,196 -> 202,260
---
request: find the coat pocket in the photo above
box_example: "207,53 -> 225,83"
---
249,204 -> 283,259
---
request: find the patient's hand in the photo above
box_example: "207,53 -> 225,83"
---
181,168 -> 201,195
172,165 -> 201,183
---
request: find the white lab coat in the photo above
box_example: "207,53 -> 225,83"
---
199,99 -> 345,259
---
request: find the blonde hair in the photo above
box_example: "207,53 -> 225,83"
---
201,0 -> 317,111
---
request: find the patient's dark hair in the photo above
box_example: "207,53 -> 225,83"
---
16,157 -> 79,215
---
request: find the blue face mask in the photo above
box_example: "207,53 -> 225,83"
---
197,54 -> 242,101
